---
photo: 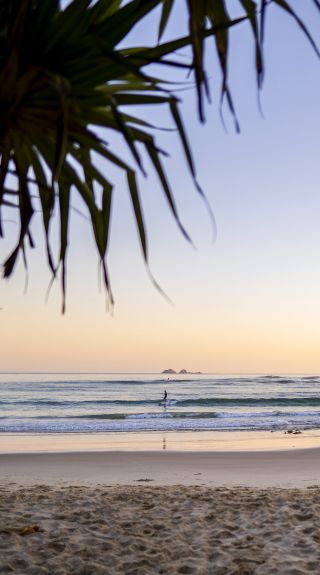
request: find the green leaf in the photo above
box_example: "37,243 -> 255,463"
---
158,0 -> 174,41
3,150 -> 34,278
109,96 -> 145,173
127,170 -> 147,261
29,148 -> 56,275
96,0 -> 161,46
58,180 -> 71,314
273,0 -> 320,57
0,147 -> 10,237
238,0 -> 263,88
147,144 -> 192,245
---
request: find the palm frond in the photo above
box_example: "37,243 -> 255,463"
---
0,0 -> 319,311
158,0 -> 319,123
0,0 -> 196,310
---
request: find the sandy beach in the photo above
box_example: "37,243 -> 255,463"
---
1,483 -> 320,574
2,447 -> 320,487
0,440 -> 320,573
0,429 -> 320,487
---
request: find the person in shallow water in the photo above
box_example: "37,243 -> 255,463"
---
163,390 -> 168,402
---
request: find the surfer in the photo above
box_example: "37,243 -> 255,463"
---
159,390 -> 168,407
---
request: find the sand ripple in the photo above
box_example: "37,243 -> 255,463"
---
1,485 -> 320,574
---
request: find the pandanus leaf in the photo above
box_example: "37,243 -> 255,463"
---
1,0 -> 319,311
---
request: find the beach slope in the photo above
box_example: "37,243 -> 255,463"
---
1,448 -> 320,487
1,484 -> 320,574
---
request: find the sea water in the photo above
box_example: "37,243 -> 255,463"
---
1,373 -> 320,433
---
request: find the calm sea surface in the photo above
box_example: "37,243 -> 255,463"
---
0,373 -> 320,433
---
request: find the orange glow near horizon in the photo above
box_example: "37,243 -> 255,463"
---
1,266 -> 320,373
2,5 -> 320,374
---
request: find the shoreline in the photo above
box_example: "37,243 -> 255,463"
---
1,428 -> 320,454
1,430 -> 320,488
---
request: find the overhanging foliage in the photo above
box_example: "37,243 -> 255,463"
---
0,0 -> 319,311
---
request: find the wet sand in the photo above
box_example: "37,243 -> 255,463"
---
1,447 -> 320,487
1,428 -> 320,454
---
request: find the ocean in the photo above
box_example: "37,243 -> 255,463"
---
0,373 -> 320,433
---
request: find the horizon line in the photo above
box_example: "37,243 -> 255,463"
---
0,371 -> 319,376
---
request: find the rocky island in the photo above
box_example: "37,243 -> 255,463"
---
162,368 -> 202,374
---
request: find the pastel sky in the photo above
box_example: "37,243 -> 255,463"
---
1,1 -> 320,373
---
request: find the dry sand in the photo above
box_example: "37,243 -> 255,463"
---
1,484 -> 320,575
2,441 -> 320,574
